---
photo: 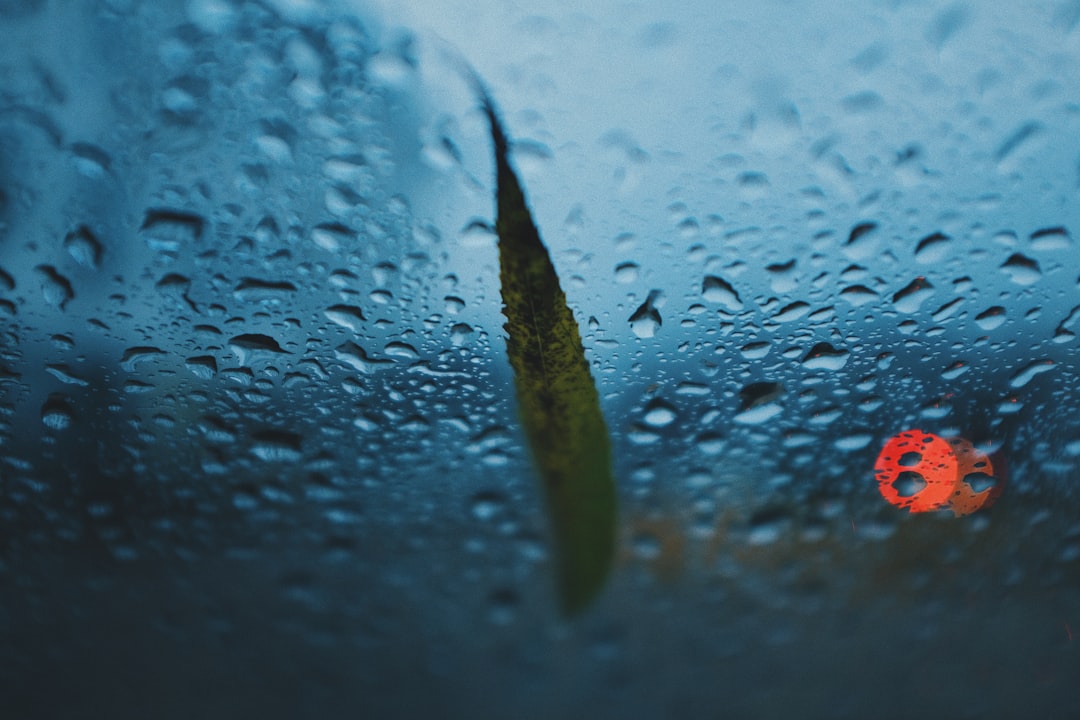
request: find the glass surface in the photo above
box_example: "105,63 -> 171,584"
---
2,1 -> 1079,717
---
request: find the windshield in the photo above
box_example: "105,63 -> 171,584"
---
2,1 -> 1078,718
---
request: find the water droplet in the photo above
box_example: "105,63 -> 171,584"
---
310,222 -> 354,251
45,364 -> 89,386
229,333 -> 289,364
892,277 -> 934,313
740,340 -> 772,359
782,432 -> 816,448
487,587 -> 519,626
914,231 -> 951,264
251,430 -> 303,462
233,278 -> 298,302
63,225 -> 103,268
1057,327 -> 1079,344
675,381 -> 709,396
736,171 -> 769,198
734,403 -> 783,425
941,361 -> 969,380
444,296 -> 465,314
450,323 -> 473,346
892,471 -> 926,497
974,306 -> 1006,331
335,341 -> 391,374
808,407 -> 843,426
120,346 -> 166,372
840,284 -> 879,306
124,379 -> 155,393
324,304 -> 366,332
801,342 -> 849,371
631,532 -> 662,560
155,273 -> 196,310
844,221 -> 879,258
629,290 -> 663,338
186,0 -> 237,33
384,341 -> 419,360
747,509 -> 790,545
931,297 -> 963,322
702,275 -> 742,310
960,471 -> 996,493
1000,253 -> 1041,286
1055,305 -> 1080,343
614,262 -> 640,283
140,208 -> 205,260
994,121 -> 1042,165
41,393 -> 73,430
835,433 -> 872,451
766,259 -> 798,293
642,398 -> 677,427
772,301 -> 810,323
920,397 -> 952,419
70,143 -> 111,178
694,431 -> 726,455
1030,226 -> 1071,251
992,231 -> 1018,248
459,219 -> 496,248
35,265 -> 74,309
185,355 -> 218,379
1009,359 -> 1054,388
735,382 -> 783,424
469,490 -> 505,521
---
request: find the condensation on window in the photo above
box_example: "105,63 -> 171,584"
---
1,1 -> 1079,718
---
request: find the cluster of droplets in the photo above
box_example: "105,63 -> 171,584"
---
0,1 -> 523,579
595,179 -> 1078,544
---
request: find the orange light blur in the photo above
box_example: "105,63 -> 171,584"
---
873,429 -> 1005,516
944,437 -> 1004,515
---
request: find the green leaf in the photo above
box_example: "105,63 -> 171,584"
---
478,88 -> 617,616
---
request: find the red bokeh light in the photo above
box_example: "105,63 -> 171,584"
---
874,429 -> 1005,516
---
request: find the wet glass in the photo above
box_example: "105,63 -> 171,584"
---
2,1 -> 1079,717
